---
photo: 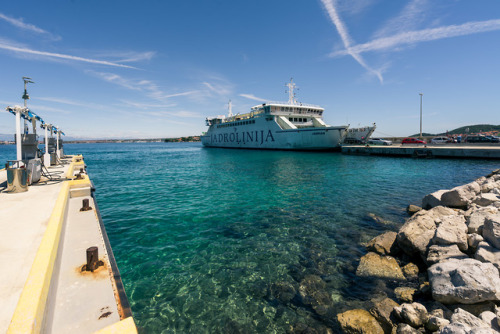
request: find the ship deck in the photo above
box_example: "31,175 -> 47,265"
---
0,155 -> 136,333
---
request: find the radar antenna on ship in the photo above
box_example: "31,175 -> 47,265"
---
285,78 -> 298,105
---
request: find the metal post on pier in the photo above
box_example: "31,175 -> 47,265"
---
419,93 -> 423,139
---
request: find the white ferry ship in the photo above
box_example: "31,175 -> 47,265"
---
343,123 -> 376,144
201,80 -> 348,151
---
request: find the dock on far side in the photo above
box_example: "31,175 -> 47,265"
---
341,144 -> 500,159
0,155 -> 137,334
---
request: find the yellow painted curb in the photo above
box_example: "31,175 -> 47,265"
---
92,317 -> 137,334
65,161 -> 86,180
7,176 -> 91,334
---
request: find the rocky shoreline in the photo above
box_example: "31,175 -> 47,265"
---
338,169 -> 500,333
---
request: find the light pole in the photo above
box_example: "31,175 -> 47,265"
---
419,93 -> 423,139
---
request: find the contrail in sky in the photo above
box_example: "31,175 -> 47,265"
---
320,0 -> 384,83
0,42 -> 136,69
331,19 -> 500,57
239,94 -> 267,102
0,12 -> 60,40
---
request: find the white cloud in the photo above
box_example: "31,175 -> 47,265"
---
239,93 -> 267,102
320,0 -> 384,83
28,104 -> 70,114
202,81 -> 232,96
37,97 -> 93,107
91,71 -> 197,104
331,19 -> 500,57
114,51 -> 156,63
373,0 -> 429,39
0,12 -> 61,40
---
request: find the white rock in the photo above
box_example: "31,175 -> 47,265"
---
468,233 -> 484,249
481,180 -> 498,193
439,323 -> 470,333
451,308 -> 491,329
475,241 -> 500,271
433,215 -> 468,251
468,207 -> 499,234
428,258 -> 500,304
441,182 -> 481,208
394,302 -> 428,328
423,189 -> 447,209
427,244 -> 468,265
426,316 -> 450,331
479,311 -> 500,332
397,206 -> 457,259
475,193 -> 500,207
483,215 -> 500,249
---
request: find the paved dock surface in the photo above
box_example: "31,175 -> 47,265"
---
0,161 -> 69,331
341,144 -> 500,159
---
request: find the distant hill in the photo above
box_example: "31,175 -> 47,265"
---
410,124 -> 500,137
443,124 -> 500,135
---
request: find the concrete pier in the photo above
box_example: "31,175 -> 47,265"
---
341,144 -> 500,159
0,155 -> 137,334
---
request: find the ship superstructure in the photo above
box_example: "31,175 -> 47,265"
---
201,79 -> 348,150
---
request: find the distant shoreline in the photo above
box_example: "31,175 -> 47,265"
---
0,136 -> 201,145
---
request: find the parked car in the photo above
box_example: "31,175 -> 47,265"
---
466,135 -> 499,143
430,136 -> 452,144
402,137 -> 427,145
367,138 -> 393,145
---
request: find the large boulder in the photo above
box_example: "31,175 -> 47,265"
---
475,241 -> 500,271
450,308 -> 491,329
397,207 -> 456,258
428,259 -> 500,304
467,207 -> 498,234
480,179 -> 500,193
439,323 -> 470,333
356,252 -> 405,280
432,215 -> 468,251
441,182 -> 481,209
298,275 -> 332,315
393,302 -> 429,328
367,231 -> 398,255
422,189 -> 447,210
425,316 -> 450,331
426,244 -> 468,265
370,297 -> 399,333
337,309 -> 384,334
479,311 -> 500,332
482,214 -> 500,249
474,193 -> 500,207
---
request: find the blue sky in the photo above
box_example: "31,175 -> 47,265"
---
0,0 -> 499,139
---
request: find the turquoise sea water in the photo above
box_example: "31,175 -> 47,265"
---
1,143 -> 499,333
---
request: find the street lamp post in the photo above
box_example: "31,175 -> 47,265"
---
419,93 -> 423,139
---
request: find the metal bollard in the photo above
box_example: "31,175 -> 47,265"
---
86,246 -> 99,272
80,199 -> 92,211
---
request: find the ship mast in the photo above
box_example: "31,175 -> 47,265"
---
228,100 -> 233,117
286,78 -> 298,105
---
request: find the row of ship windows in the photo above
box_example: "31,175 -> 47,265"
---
272,106 -> 322,114
217,119 -> 256,128
289,117 -> 308,123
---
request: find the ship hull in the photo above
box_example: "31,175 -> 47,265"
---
201,117 -> 347,151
